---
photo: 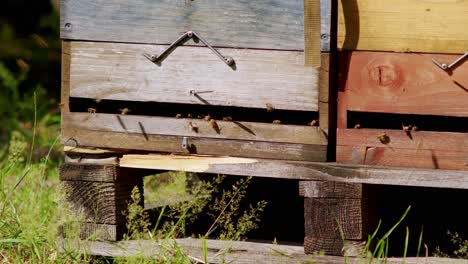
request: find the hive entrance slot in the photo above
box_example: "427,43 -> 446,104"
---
347,111 -> 468,133
69,97 -> 319,126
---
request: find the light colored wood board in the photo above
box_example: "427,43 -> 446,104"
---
299,181 -> 362,198
63,112 -> 328,145
320,0 -> 331,52
61,128 -> 328,162
304,0 -> 321,67
118,153 -> 468,189
64,146 -> 120,155
319,102 -> 329,130
60,41 -> 71,113
60,0 -> 306,50
57,238 -> 467,264
338,0 -> 468,53
304,198 -> 367,240
336,146 -> 367,164
338,52 -> 468,118
68,41 -> 319,111
59,223 -> 124,241
337,146 -> 468,170
337,129 -> 468,152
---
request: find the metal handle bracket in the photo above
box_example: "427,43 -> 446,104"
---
144,31 -> 234,66
432,52 -> 468,71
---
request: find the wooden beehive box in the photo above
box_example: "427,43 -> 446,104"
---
60,0 -> 331,162
336,0 -> 468,170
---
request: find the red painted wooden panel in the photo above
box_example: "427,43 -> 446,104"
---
338,51 -> 468,127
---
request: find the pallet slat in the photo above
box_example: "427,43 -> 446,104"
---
338,51 -> 468,126
68,41 -> 319,111
338,0 -> 468,53
60,0 -> 306,50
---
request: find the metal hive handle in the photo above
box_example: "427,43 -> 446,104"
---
432,52 -> 468,72
143,31 -> 235,66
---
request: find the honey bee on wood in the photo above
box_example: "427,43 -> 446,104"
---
266,103 -> 274,112
222,116 -> 233,121
377,132 -> 390,144
87,108 -> 96,114
210,119 -> 220,133
175,114 -> 183,119
119,108 -> 130,115
309,120 -> 319,126
197,114 -> 205,119
354,124 -> 361,129
412,126 -> 418,132
188,122 -> 198,133
402,124 -> 412,136
95,98 -> 103,103
204,114 -> 211,121
272,120 -> 281,124
187,113 -> 193,118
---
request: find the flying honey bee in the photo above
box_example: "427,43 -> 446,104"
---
204,114 -> 211,121
222,116 -> 233,121
266,103 -> 274,112
188,122 -> 198,133
95,98 -> 103,103
377,132 -> 390,144
354,124 -> 361,129
187,113 -> 193,118
87,108 -> 96,114
119,108 -> 130,115
412,126 -> 418,132
272,120 -> 282,124
309,120 -> 319,126
402,124 -> 412,136
210,119 -> 220,133
175,114 -> 183,119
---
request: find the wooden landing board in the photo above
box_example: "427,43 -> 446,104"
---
57,238 -> 467,264
68,41 -> 319,111
338,0 -> 468,53
117,154 -> 468,189
61,128 -> 327,162
338,51 -> 468,126
62,113 -> 327,146
337,129 -> 468,170
60,0 -> 305,51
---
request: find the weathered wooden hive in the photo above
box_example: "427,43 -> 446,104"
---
336,0 -> 468,170
60,0 -> 330,161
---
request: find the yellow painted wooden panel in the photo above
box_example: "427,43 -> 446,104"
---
338,0 -> 468,53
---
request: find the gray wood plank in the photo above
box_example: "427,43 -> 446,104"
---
61,127 -> 328,162
63,112 -> 328,145
68,41 -> 319,111
118,154 -> 468,189
60,0 -> 305,50
57,237 -> 467,264
320,0 -> 331,51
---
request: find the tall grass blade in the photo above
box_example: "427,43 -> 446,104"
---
27,91 -> 37,166
403,226 -> 409,264
200,235 -> 208,264
416,226 -> 424,258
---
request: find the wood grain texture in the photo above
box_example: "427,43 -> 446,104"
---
59,164 -> 118,182
60,223 -> 124,241
60,0 -> 306,50
338,0 -> 468,53
68,41 -> 319,111
304,237 -> 364,256
337,51 -> 468,126
337,129 -> 468,152
304,198 -> 367,240
319,53 -> 330,129
63,112 -> 328,145
62,127 -> 327,162
299,181 -> 362,198
304,0 -> 321,66
61,41 -> 71,113
58,238 -> 467,263
337,145 -> 468,170
117,154 -> 468,189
